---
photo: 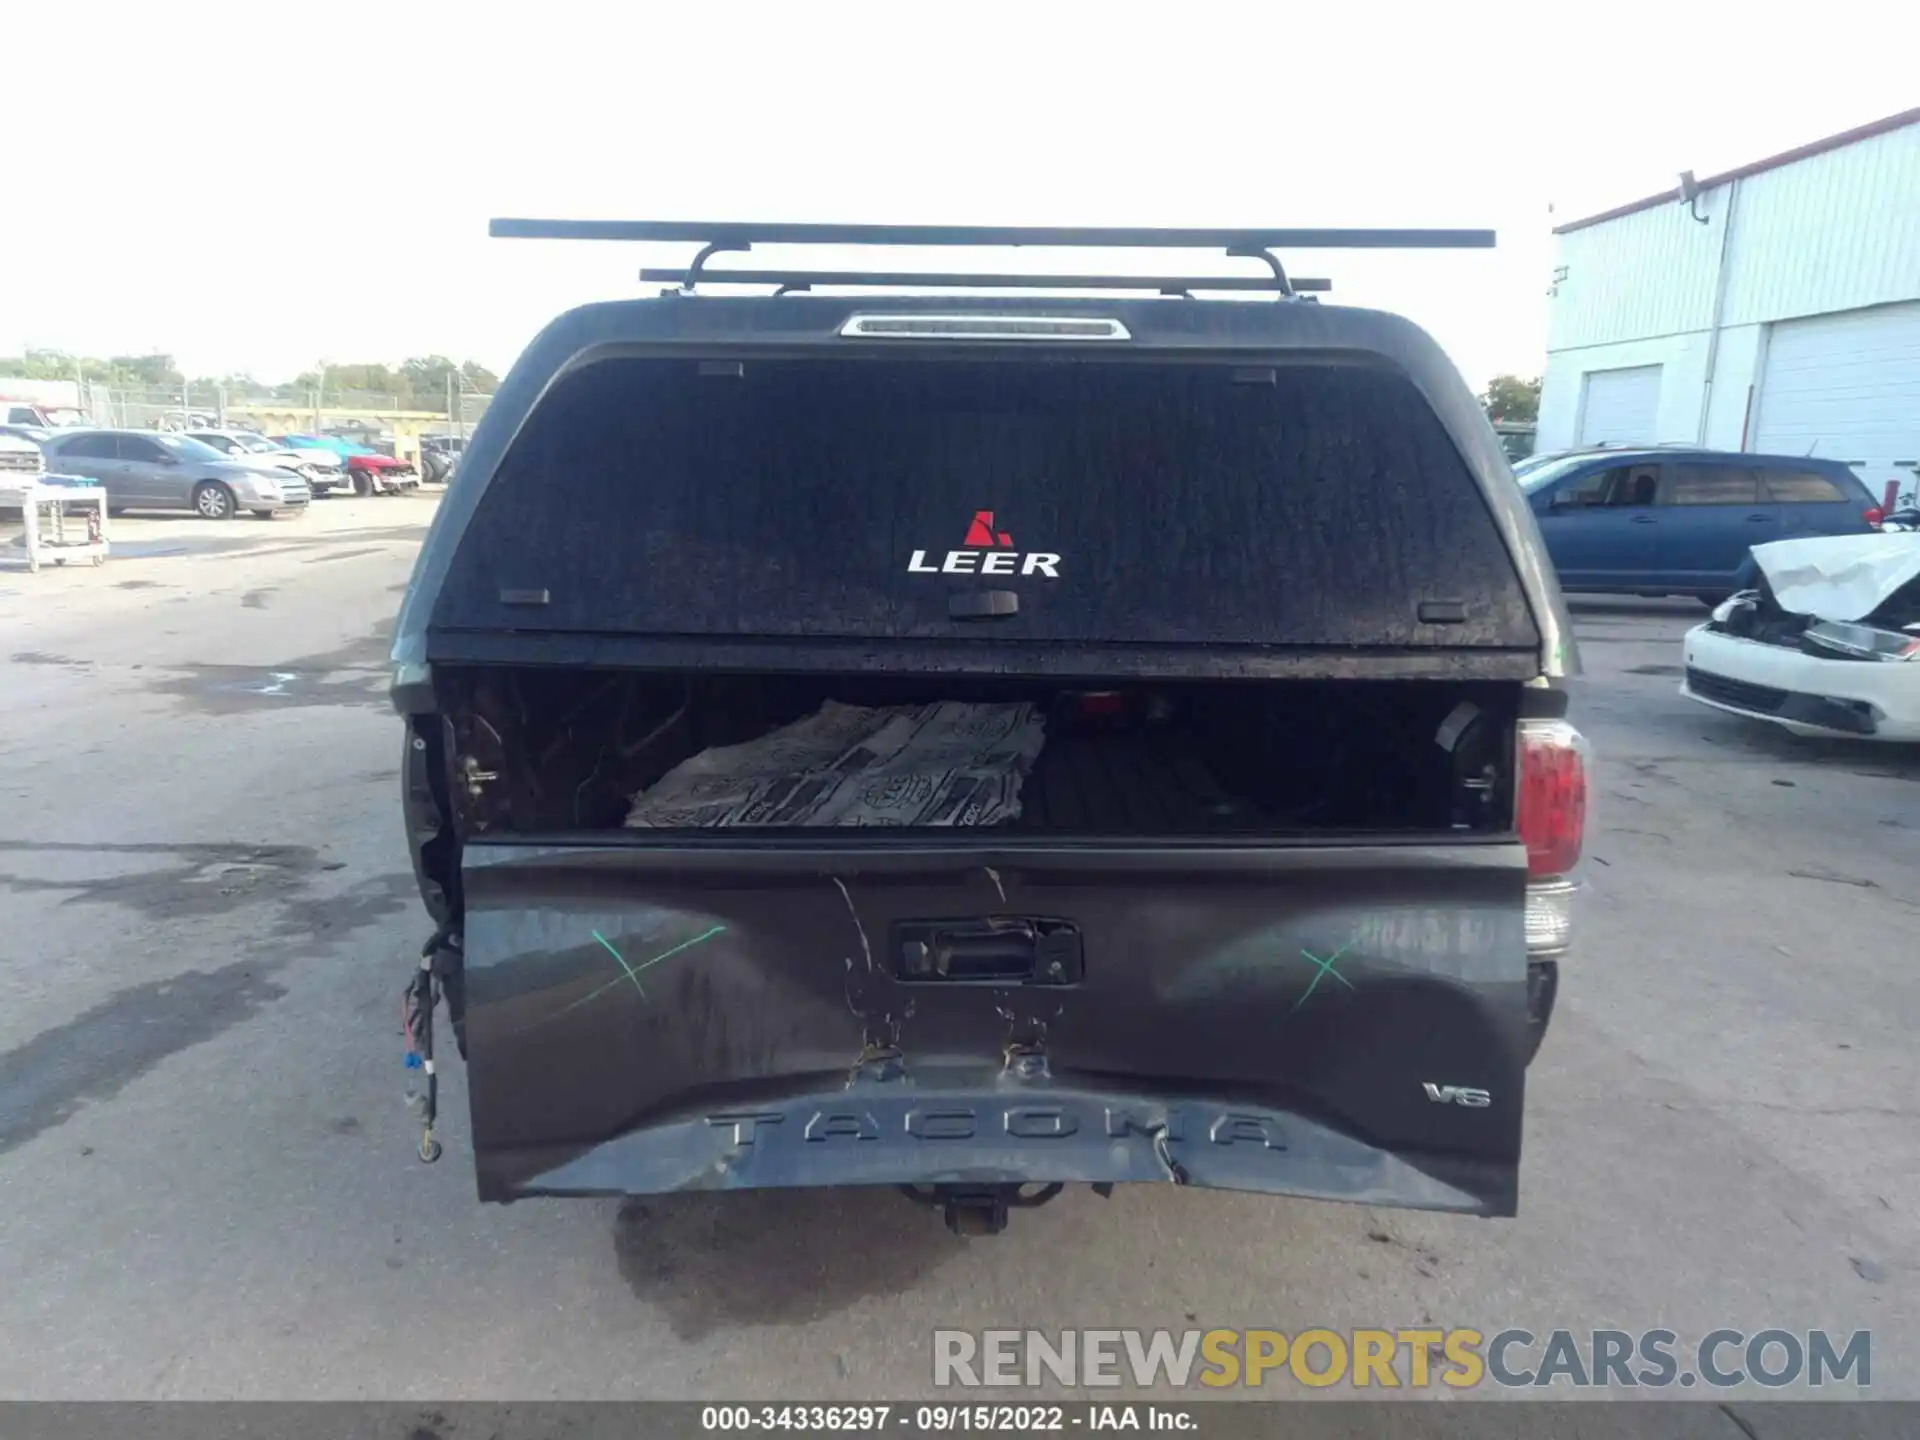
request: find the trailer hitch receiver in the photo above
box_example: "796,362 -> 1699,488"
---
899,1182 -> 1066,1237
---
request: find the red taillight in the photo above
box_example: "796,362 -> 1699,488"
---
1864,507 -> 1884,527
1517,719 -> 1588,879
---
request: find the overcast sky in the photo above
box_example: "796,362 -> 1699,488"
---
5,1 -> 1913,392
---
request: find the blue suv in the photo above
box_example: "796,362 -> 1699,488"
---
1519,447 -> 1884,602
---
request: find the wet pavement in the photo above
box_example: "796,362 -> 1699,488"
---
0,501 -> 1913,1401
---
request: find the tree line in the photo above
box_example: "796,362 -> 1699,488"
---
12,346 -> 1540,424
1479,373 -> 1541,425
2,350 -> 499,408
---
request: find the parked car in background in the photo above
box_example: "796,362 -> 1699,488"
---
1519,447 -> 1884,602
1492,420 -> 1535,466
1683,533 -> 1920,741
0,429 -> 44,470
4,399 -> 90,430
186,429 -> 349,495
1513,443 -> 1696,481
320,421 -> 396,456
0,423 -> 53,445
157,409 -> 220,432
1513,450 -> 1577,481
265,434 -> 361,494
0,430 -> 45,514
271,433 -> 417,495
419,433 -> 464,484
39,429 -> 309,518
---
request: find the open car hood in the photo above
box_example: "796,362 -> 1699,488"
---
276,447 -> 342,468
1751,534 -> 1920,623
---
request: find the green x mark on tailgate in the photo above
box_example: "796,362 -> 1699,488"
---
1294,940 -> 1357,1011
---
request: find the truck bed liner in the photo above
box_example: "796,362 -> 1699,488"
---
1017,731 -> 1251,833
431,667 -> 1515,838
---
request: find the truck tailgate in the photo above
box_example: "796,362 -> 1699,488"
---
459,838 -> 1532,1215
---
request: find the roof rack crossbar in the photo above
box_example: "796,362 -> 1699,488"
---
490,218 -> 1494,251
635,267 -> 1332,295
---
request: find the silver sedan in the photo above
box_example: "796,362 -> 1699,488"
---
37,429 -> 310,519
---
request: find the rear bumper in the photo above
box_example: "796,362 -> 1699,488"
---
1682,624 -> 1920,741
498,1073 -> 1512,1216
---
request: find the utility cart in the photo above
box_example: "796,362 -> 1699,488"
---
14,477 -> 110,573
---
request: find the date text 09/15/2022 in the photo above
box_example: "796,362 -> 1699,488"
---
701,1405 -> 1193,1432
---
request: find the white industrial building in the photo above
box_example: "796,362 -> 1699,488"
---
1536,107 -> 1920,504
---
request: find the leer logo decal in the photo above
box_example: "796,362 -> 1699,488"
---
962,511 -> 1014,547
908,510 -> 1062,578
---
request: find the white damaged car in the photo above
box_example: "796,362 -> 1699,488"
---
186,429 -> 351,496
1683,533 -> 1920,741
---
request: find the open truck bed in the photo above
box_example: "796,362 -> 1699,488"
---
392,221 -> 1584,1235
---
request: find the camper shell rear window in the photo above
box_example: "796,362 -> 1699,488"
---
431,355 -> 1539,652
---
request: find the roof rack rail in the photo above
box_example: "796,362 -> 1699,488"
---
633,267 -> 1332,298
490,218 -> 1492,297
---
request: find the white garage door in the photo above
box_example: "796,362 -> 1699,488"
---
1577,365 -> 1662,446
1755,302 -> 1920,500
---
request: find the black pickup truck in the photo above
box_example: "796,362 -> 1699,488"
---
392,222 -> 1586,1236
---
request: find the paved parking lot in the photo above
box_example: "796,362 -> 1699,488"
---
0,498 -> 1914,1401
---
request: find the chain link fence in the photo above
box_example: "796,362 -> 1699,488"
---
52,386 -> 495,468
87,386 -> 490,431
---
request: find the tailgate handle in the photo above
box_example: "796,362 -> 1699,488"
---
948,590 -> 1020,620
895,919 -> 1082,985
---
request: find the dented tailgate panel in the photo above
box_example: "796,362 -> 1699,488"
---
459,840 -> 1532,1215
